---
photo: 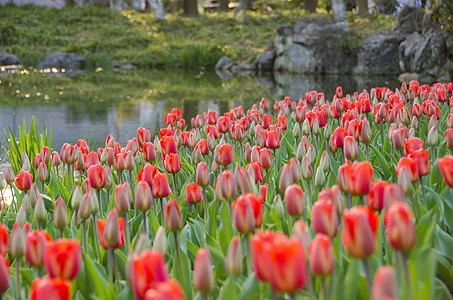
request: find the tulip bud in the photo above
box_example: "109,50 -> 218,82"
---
427,125 -> 438,147
225,236 -> 243,276
104,209 -> 119,246
275,195 -> 285,218
259,148 -> 272,170
292,220 -> 310,252
35,195 -> 47,224
29,183 -> 39,208
193,147 -> 203,165
293,122 -> 301,140
193,248 -> 214,295
344,136 -> 359,161
233,197 -> 256,234
284,184 -> 304,218
384,202 -> 416,251
37,162 -> 48,182
14,205 -> 26,227
165,199 -> 182,231
428,115 -> 438,131
307,144 -> 316,166
89,190 -> 99,214
0,173 -> 5,190
301,155 -> 313,180
10,223 -> 25,259
309,234 -> 334,276
312,118 -> 320,135
302,119 -> 311,136
78,193 -> 91,220
211,160 -> 219,174
135,181 -> 152,212
312,199 -> 338,238
342,206 -> 378,258
115,183 -> 130,214
196,162 -> 210,187
371,266 -> 397,300
314,167 -> 326,189
153,226 -> 167,255
54,198 -> 68,230
279,164 -> 293,193
71,185 -> 82,211
21,151 -> 29,166
391,130 -> 403,150
0,256 -> 9,294
4,167 -> 14,184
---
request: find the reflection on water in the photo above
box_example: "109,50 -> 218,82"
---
0,69 -> 401,151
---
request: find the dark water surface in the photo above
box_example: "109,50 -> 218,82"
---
0,69 -> 400,151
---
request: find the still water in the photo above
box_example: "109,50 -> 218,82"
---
0,69 -> 400,151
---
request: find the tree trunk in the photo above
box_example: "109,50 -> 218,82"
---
149,0 -> 166,20
219,0 -> 229,11
357,0 -> 368,16
184,0 -> 199,16
331,0 -> 349,31
304,0 -> 318,12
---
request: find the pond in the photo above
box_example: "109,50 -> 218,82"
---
0,69 -> 401,152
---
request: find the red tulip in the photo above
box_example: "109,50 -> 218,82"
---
266,130 -> 280,149
342,206 -> 379,259
144,279 -> 185,300
284,184 -> 304,218
143,142 -> 157,163
396,157 -> 419,182
98,209 -> 125,249
193,248 -> 214,295
262,114 -> 273,129
259,148 -> 272,169
39,146 -> 50,166
185,182 -> 203,204
114,153 -> 126,171
259,184 -> 268,202
137,127 -> 151,147
218,170 -> 237,201
366,180 -> 388,211
152,173 -> 172,199
404,136 -> 424,156
196,162 -> 210,187
218,144 -> 234,166
44,239 -> 81,280
164,153 -> 181,174
408,149 -> 429,177
344,136 -> 359,161
29,278 -> 70,300
0,225 -> 8,256
164,113 -> 177,127
0,255 -> 9,294
346,161 -> 373,196
137,164 -> 158,187
279,164 -> 293,193
309,234 -> 334,276
136,181 -> 152,212
207,125 -> 220,140
371,266 -> 397,300
131,250 -> 169,300
246,162 -> 263,184
87,164 -> 106,190
233,193 -> 263,233
311,199 -> 338,238
205,111 -> 217,125
217,116 -> 231,134
85,151 -> 100,170
26,231 -> 52,267
160,136 -> 178,157
165,198 -> 182,231
384,202 -> 416,251
438,155 -> 453,187
332,127 -> 346,148
15,170 -> 33,191
195,139 -> 209,156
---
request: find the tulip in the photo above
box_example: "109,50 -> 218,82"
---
292,220 -> 310,252
438,155 -> 453,188
218,144 -> 234,167
233,195 -> 256,234
396,157 -> 419,183
251,230 -> 280,281
0,255 -> 9,295
35,195 -> 47,229
114,183 -> 131,214
29,278 -> 71,300
309,233 -> 334,276
54,198 -> 68,237
160,136 -> 178,157
218,170 -> 237,201
144,279 -> 185,300
143,142 -> 156,163
16,205 -> 27,226
266,130 -> 280,149
44,239 -> 81,280
404,136 -> 424,156
196,162 -> 210,187
15,170 -> 33,191
342,206 -> 378,259
371,266 -> 397,300
225,236 -> 243,276
346,161 -> 373,197
164,153 -> 181,174
384,202 -> 416,251
312,199 -> 338,238
279,164 -> 293,193
150,226 -> 167,256
366,180 -> 388,211
137,164 -> 158,187
152,173 -> 172,199
284,184 -> 304,218
408,149 -> 429,177
0,225 -> 7,257
37,161 -> 48,185
135,181 -> 152,213
193,248 -> 214,295
26,230 -> 52,267
165,198 -> 182,232
137,127 -> 151,147
87,164 -> 106,190
130,249 -> 170,300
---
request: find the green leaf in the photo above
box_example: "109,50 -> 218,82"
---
219,274 -> 238,300
239,272 -> 259,300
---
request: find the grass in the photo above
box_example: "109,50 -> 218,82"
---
0,4 -> 396,70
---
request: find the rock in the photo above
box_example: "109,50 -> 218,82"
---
399,29 -> 447,77
112,63 -> 137,70
0,0 -> 66,8
422,12 -> 440,34
274,25 -> 293,56
254,51 -> 275,72
398,72 -> 419,83
355,31 -> 405,75
0,53 -> 21,66
275,19 -> 355,74
392,5 -> 424,34
418,72 -> 436,84
38,52 -> 84,72
215,56 -> 232,72
445,35 -> 453,58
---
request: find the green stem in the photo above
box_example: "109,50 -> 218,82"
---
243,233 -> 252,274
123,213 -> 130,251
97,189 -> 102,218
362,259 -> 372,293
174,231 -> 181,271
202,187 -> 208,219
321,277 -> 328,300
82,220 -> 87,252
92,214 -> 101,261
108,245 -> 113,284
16,259 -> 20,300
419,177 -> 427,209
160,198 -> 165,226
401,252 -> 414,300
172,173 -> 178,198
143,211 -> 147,235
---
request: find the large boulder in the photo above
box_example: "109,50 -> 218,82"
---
392,5 -> 424,34
274,17 -> 355,74
274,25 -> 293,56
38,52 -> 84,72
0,53 -> 21,66
399,29 -> 447,77
355,31 -> 405,75
254,51 -> 275,72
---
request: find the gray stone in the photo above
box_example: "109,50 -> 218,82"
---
274,25 -> 293,56
112,63 -> 137,70
215,56 -> 232,72
399,29 -> 447,77
445,35 -> 453,58
418,72 -> 436,84
392,5 -> 424,34
355,31 -> 405,75
254,51 -> 275,72
398,72 -> 419,83
0,53 -> 21,66
38,52 -> 84,72
274,43 -> 313,73
293,16 -> 332,33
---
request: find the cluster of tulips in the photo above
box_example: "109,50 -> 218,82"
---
0,79 -> 452,299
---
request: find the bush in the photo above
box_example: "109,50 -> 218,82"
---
0,19 -> 18,46
429,0 -> 453,33
373,0 -> 398,15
